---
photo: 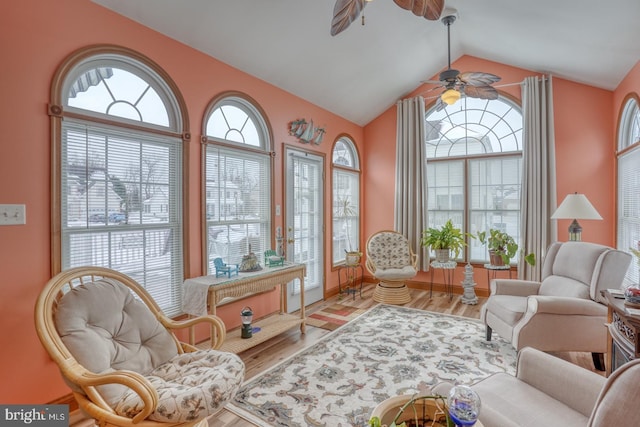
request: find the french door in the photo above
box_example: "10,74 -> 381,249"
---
285,147 -> 324,312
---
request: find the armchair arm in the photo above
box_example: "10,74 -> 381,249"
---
527,296 -> 607,316
61,359 -> 158,424
491,279 -> 541,297
516,347 -> 605,418
161,314 -> 227,350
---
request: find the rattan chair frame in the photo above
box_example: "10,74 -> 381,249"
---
35,266 -> 225,427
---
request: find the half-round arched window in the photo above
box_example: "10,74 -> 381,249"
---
617,95 -> 640,285
51,46 -> 188,316
425,96 -> 524,263
331,136 -> 361,266
202,93 -> 273,274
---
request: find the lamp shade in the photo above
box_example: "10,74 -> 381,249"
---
551,193 -> 602,220
441,88 -> 461,105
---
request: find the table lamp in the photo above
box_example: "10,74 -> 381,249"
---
551,192 -> 602,241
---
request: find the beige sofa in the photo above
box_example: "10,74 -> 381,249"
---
434,347 -> 640,426
481,241 -> 631,369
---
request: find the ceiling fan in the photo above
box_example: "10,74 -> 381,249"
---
330,0 -> 445,36
426,11 -> 501,110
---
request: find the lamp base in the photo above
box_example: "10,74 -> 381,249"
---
568,219 -> 582,241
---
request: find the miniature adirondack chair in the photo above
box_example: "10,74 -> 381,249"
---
264,249 -> 285,267
213,257 -> 239,278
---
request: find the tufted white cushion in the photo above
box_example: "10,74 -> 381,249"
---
367,232 -> 412,270
113,350 -> 245,422
55,278 -> 245,422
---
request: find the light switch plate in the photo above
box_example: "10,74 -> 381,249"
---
0,204 -> 26,225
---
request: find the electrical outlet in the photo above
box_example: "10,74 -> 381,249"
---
0,204 -> 26,225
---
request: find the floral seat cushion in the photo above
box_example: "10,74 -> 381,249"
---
113,350 -> 245,423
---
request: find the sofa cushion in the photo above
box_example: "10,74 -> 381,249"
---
112,350 -> 245,422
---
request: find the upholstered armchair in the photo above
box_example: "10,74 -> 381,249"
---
35,266 -> 245,427
481,241 -> 631,369
366,230 -> 418,304
434,346 -> 640,427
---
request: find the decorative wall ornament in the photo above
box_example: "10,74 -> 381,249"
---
288,118 -> 326,145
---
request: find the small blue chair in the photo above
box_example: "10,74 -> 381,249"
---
213,257 -> 239,278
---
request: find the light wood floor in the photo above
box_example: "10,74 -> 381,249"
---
207,283 -> 602,427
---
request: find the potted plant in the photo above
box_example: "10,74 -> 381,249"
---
477,229 -> 535,266
334,196 -> 361,265
369,394 -> 454,427
421,219 -> 468,263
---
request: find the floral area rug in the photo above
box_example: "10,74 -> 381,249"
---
227,304 -> 516,427
305,303 -> 368,331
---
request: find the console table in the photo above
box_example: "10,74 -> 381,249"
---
183,262 -> 306,353
604,290 -> 640,376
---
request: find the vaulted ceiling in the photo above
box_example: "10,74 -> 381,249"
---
93,0 -> 640,126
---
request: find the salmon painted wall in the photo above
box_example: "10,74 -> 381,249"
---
0,1 -> 362,404
362,55 -> 619,291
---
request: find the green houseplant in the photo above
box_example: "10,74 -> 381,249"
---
477,229 -> 535,266
421,219 -> 468,263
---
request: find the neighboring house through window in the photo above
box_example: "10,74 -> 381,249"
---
203,94 -> 272,273
617,95 -> 640,285
51,46 -> 188,316
332,136 -> 360,266
425,96 -> 524,263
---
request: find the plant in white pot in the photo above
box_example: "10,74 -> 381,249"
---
334,196 -> 361,265
421,219 -> 468,263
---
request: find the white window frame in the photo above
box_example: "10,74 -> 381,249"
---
202,94 -> 272,274
52,48 -> 187,317
331,136 -> 361,266
425,96 -> 524,264
617,95 -> 640,285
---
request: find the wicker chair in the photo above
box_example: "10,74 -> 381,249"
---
366,230 -> 418,304
34,266 -> 245,427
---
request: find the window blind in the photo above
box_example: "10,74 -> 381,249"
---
618,147 -> 640,285
205,145 -> 271,273
61,120 -> 184,316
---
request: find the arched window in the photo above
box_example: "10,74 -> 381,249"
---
425,96 -> 523,263
51,46 -> 188,316
332,136 -> 361,266
617,95 -> 640,285
203,94 -> 272,273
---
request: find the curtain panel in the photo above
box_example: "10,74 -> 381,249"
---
395,96 -> 429,271
519,76 -> 557,281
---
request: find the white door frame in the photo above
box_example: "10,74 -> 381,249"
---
284,146 -> 324,312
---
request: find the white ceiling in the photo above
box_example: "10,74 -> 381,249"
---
93,0 -> 640,126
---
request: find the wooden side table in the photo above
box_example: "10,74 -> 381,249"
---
604,290 -> 640,376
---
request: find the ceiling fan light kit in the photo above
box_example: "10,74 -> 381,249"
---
441,88 -> 461,105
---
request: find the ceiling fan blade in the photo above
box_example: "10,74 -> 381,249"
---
330,0 -> 366,36
421,79 -> 445,85
458,71 -> 501,86
463,85 -> 499,100
393,0 -> 444,20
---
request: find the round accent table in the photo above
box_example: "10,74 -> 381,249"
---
484,263 -> 512,284
430,260 -> 457,300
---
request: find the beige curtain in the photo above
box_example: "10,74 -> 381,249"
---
519,76 -> 557,280
395,96 -> 429,271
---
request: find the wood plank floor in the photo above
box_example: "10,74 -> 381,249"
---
207,283 -> 602,427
